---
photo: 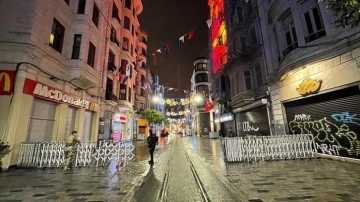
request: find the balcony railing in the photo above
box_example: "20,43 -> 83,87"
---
282,42 -> 299,56
110,35 -> 120,47
305,29 -> 326,43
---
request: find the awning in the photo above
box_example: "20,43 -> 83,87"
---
233,99 -> 268,113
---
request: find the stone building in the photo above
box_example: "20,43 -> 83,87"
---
0,0 -> 149,169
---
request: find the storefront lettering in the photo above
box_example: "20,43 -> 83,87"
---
33,83 -> 89,108
0,70 -> 15,95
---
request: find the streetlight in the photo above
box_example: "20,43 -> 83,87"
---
193,93 -> 203,103
152,95 -> 160,103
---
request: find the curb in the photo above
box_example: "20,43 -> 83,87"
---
317,153 -> 360,164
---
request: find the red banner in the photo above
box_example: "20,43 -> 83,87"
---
23,78 -> 99,112
0,70 -> 16,95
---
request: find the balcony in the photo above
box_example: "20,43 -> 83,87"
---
282,42 -> 299,56
110,35 -> 120,47
305,29 -> 326,44
135,94 -> 146,102
67,60 -> 100,89
231,86 -> 268,108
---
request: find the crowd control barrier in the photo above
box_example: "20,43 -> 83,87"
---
222,134 -> 316,162
17,140 -> 135,168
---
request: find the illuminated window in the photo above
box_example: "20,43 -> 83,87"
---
49,18 -> 65,53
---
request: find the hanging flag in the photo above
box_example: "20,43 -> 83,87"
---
126,63 -> 131,76
187,29 -> 195,40
207,19 -> 212,28
179,35 -> 185,43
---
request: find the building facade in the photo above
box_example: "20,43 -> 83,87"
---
0,0 -> 148,169
209,0 -> 360,159
258,0 -> 360,159
190,57 -> 214,136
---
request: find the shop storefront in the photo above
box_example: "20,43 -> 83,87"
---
235,106 -> 270,137
232,98 -> 270,137
284,85 -> 360,159
23,78 -> 99,142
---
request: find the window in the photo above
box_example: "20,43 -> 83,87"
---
128,87 -> 131,101
49,18 -> 65,53
140,89 -> 145,96
87,42 -> 96,67
282,12 -> 298,56
195,63 -> 207,71
301,0 -> 326,43
92,4 -> 99,26
195,73 -> 208,83
110,27 -> 119,46
131,24 -> 134,36
141,75 -> 146,86
112,3 -> 121,23
131,44 -> 133,55
119,84 -> 126,100
236,6 -> 244,23
64,0 -> 70,5
250,27 -> 257,46
105,78 -> 113,100
244,70 -> 252,90
77,0 -> 86,14
196,85 -> 209,92
125,0 -> 131,9
124,16 -> 130,29
120,59 -> 127,74
255,64 -> 263,87
122,37 -> 129,51
108,50 -> 116,71
71,34 -> 81,59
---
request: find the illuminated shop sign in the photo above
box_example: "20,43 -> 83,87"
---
296,78 -> 322,96
0,70 -> 16,95
215,113 -> 233,123
23,78 -> 98,111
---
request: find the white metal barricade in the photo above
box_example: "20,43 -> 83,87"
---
17,140 -> 135,169
223,134 -> 316,162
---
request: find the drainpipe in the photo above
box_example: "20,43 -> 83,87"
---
266,84 -> 274,136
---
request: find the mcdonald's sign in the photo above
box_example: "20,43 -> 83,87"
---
0,70 -> 15,95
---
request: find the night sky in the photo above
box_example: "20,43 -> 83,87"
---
139,0 -> 210,91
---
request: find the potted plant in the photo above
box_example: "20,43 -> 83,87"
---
0,140 -> 11,171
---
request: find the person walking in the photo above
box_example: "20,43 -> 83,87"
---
146,128 -> 158,165
64,130 -> 81,170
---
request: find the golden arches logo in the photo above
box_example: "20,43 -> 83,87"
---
88,102 -> 96,111
0,72 -> 11,92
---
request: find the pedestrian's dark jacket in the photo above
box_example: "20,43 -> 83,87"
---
147,134 -> 158,148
